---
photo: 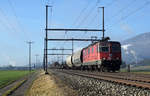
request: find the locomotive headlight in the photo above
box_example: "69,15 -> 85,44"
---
109,54 -> 112,57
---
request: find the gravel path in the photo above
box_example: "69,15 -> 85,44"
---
50,69 -> 150,96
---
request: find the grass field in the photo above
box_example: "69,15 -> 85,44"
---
120,65 -> 150,74
0,70 -> 33,88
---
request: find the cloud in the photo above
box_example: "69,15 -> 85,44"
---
8,60 -> 16,66
120,23 -> 134,34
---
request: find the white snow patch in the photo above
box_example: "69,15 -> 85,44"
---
121,44 -> 132,50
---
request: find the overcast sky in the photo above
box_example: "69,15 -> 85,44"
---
0,0 -> 149,66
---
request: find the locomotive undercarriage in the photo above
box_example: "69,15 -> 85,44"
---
71,60 -> 121,72
100,60 -> 121,72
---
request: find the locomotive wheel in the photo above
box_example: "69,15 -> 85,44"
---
81,66 -> 84,71
85,66 -> 88,71
93,65 -> 97,71
102,67 -> 107,72
99,66 -> 103,72
92,65 -> 95,71
86,66 -> 90,71
112,69 -> 116,72
97,68 -> 101,72
92,65 -> 94,71
96,65 -> 100,71
89,66 -> 93,71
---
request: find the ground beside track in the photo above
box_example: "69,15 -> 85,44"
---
27,70 -> 77,96
50,69 -> 150,96
10,71 -> 39,96
0,70 -> 36,96
0,70 -> 31,89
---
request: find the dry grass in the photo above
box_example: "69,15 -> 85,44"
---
132,72 -> 150,74
27,71 -> 77,96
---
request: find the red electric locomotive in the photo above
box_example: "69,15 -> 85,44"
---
66,39 -> 122,72
82,40 -> 121,72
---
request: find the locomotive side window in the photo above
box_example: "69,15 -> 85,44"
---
92,47 -> 94,53
96,45 -> 98,52
88,48 -> 90,54
87,49 -> 88,55
84,50 -> 86,56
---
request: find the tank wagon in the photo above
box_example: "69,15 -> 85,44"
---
66,55 -> 73,68
66,40 -> 122,72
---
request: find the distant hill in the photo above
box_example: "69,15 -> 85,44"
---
121,32 -> 150,66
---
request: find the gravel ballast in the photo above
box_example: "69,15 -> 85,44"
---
50,69 -> 150,96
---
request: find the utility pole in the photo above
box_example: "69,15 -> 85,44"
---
72,38 -> 74,55
43,38 -> 46,71
45,5 -> 48,74
127,64 -> 130,72
99,7 -> 105,39
26,41 -> 34,73
45,5 -> 52,74
57,55 -> 59,63
35,54 -> 39,69
102,7 -> 104,39
43,50 -> 45,71
61,48 -> 64,65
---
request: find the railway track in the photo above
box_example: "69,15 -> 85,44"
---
81,71 -> 150,83
56,69 -> 150,90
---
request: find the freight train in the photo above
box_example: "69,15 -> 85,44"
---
66,39 -> 122,72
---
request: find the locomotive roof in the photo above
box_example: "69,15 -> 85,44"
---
83,40 -> 120,50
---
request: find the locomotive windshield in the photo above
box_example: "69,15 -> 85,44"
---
111,44 -> 121,52
100,46 -> 109,52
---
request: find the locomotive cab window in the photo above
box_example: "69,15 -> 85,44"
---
100,46 -> 109,52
